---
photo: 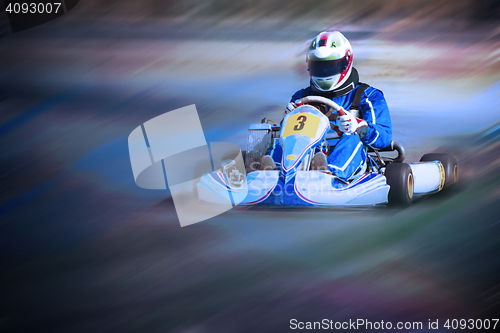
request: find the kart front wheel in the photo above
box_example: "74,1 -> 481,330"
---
385,163 -> 414,206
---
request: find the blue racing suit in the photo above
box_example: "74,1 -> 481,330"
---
270,83 -> 392,182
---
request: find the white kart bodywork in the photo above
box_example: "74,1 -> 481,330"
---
197,103 -> 445,207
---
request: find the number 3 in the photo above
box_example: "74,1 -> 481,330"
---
294,115 -> 307,131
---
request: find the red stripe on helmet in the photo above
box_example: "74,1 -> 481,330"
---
318,33 -> 328,47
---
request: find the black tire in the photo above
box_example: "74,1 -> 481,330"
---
385,163 -> 414,206
420,153 -> 458,188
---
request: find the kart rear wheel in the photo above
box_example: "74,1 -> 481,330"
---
420,153 -> 458,188
385,163 -> 414,206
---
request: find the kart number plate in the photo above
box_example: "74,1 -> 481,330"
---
282,113 -> 321,139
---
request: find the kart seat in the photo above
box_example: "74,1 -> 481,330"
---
367,140 -> 405,163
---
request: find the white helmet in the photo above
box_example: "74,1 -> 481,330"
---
307,31 -> 353,92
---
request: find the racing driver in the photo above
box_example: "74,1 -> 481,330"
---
265,31 -> 392,186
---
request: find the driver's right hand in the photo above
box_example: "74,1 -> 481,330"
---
284,102 -> 297,116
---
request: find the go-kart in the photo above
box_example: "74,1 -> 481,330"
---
197,96 -> 458,206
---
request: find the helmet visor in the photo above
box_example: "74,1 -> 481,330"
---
308,56 -> 349,78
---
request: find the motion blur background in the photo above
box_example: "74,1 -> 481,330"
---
1,0 -> 500,332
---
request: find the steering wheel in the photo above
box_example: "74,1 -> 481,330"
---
295,96 -> 347,120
